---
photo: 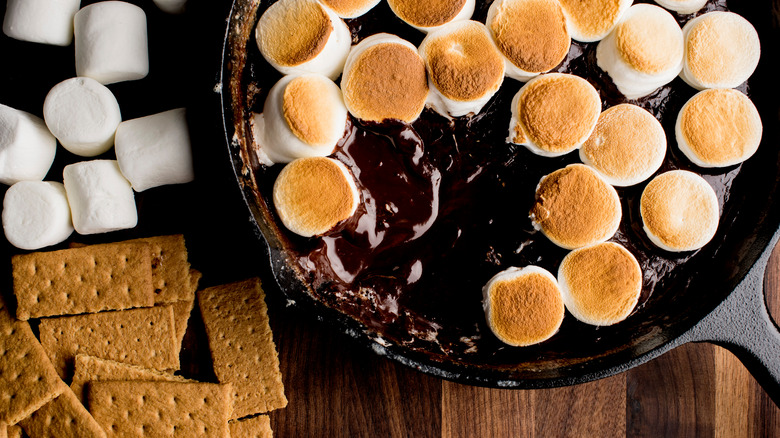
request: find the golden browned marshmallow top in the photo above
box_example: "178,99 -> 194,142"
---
283,76 -> 343,146
489,0 -> 570,74
483,267 -> 564,347
256,0 -> 334,67
558,242 -> 642,326
640,170 -> 719,252
320,0 -> 378,18
557,0 -> 629,42
580,104 -> 666,186
387,0 -> 469,28
422,21 -> 504,102
515,74 -> 601,154
677,89 -> 762,167
273,157 -> 359,237
683,12 -> 761,88
342,36 -> 429,123
531,164 -> 621,249
614,5 -> 682,74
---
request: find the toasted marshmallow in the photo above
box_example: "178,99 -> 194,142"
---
0,104 -> 57,186
2,0 -> 81,46
487,0 -> 570,82
530,164 -> 621,250
557,0 -> 632,42
482,266 -> 565,347
3,181 -> 73,250
680,12 -> 761,90
558,242 -> 642,326
254,74 -> 348,165
255,0 -> 351,80
508,73 -> 601,157
43,77 -> 122,157
387,0 -> 474,33
596,4 -> 683,99
580,104 -> 666,186
418,21 -> 505,117
341,34 -> 429,123
640,170 -> 719,252
74,1 -> 149,85
273,157 -> 359,237
63,160 -> 137,235
654,0 -> 707,15
676,89 -> 762,168
320,0 -> 381,18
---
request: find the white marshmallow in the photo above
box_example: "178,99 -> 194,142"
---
654,0 -> 707,15
74,1 -> 149,85
2,181 -> 73,250
153,0 -> 187,14
596,4 -> 683,99
0,104 -> 57,186
319,0 -> 380,18
2,0 -> 81,46
115,108 -> 194,192
255,0 -> 351,80
253,75 -> 347,165
43,77 -> 122,157
63,160 -> 137,235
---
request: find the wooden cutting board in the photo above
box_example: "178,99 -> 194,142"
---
266,244 -> 780,437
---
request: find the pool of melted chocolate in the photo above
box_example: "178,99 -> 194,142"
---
245,0 -> 746,360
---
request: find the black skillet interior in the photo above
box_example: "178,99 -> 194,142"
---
222,0 -> 780,387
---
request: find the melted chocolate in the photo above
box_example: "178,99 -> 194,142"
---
247,0 -> 745,359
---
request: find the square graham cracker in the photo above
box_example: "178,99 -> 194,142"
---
19,386 -> 105,438
5,425 -> 22,438
198,278 -> 287,419
70,235 -> 193,305
0,295 -> 66,425
38,306 -> 180,380
87,381 -> 232,437
229,416 -> 273,438
12,242 -> 155,320
71,355 -> 191,403
170,299 -> 194,355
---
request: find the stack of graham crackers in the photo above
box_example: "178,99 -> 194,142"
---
0,235 -> 286,437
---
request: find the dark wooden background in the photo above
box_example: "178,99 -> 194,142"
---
1,1 -> 778,437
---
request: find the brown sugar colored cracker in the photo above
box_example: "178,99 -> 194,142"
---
6,425 -> 23,438
71,355 -> 191,403
0,295 -> 66,425
198,278 -> 287,419
38,305 -> 179,380
12,242 -> 154,321
19,386 -> 105,438
87,381 -> 232,438
229,415 -> 273,438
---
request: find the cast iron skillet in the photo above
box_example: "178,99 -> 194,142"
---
220,0 -> 780,403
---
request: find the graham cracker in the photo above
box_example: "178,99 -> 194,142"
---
129,235 -> 192,304
88,381 -> 232,437
229,416 -> 273,438
71,355 -> 191,403
0,295 -> 66,425
5,425 -> 21,438
12,242 -> 154,320
0,424 -> 6,438
198,278 -> 287,419
19,386 -> 105,438
170,299 -> 195,355
38,305 -> 180,380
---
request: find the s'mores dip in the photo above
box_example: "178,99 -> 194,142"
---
238,0 -> 765,355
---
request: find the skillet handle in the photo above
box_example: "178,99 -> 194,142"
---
682,235 -> 780,406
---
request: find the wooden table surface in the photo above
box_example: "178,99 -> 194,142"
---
261,245 -> 780,437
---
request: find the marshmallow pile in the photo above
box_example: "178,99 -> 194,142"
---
1,1 -> 196,250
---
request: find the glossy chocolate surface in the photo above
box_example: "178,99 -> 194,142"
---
243,0 -> 754,363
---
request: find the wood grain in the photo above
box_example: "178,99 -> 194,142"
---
267,243 -> 780,437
